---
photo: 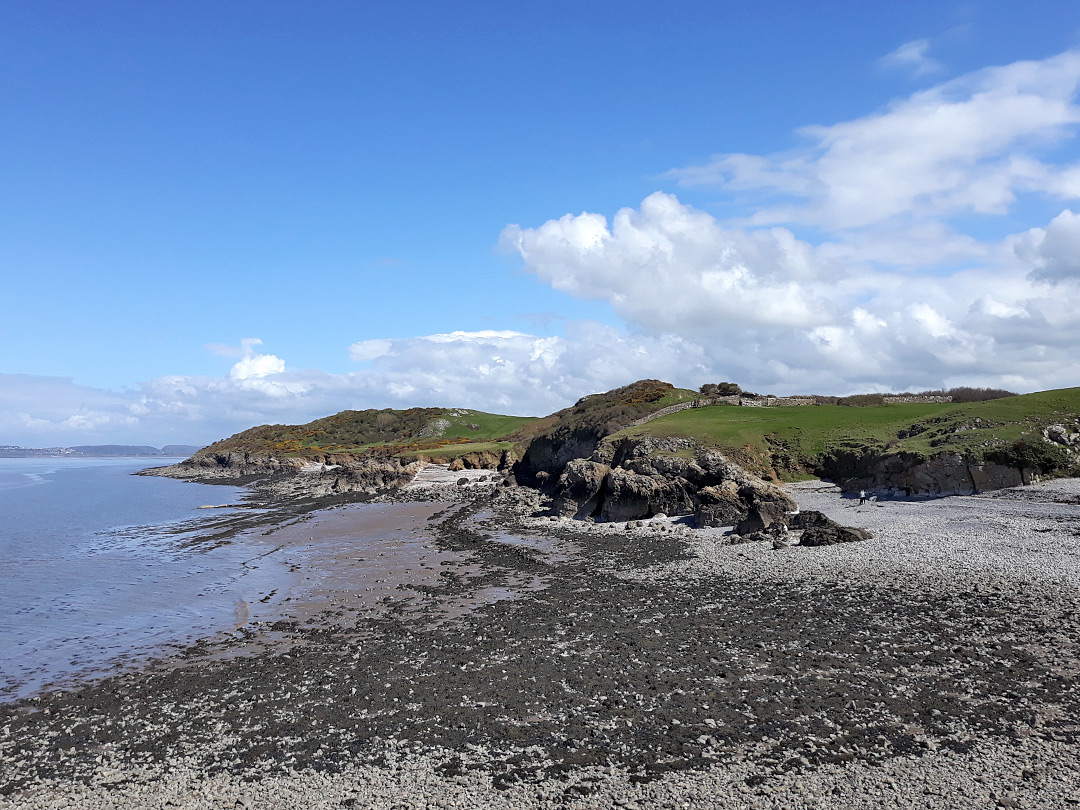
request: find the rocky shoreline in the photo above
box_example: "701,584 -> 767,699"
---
2,477 -> 1079,808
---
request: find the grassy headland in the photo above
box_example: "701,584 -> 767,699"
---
197,407 -> 538,462
621,387 -> 1080,481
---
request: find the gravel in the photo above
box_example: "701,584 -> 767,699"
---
2,479 -> 1079,808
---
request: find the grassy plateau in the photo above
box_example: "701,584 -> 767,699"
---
622,387 -> 1080,481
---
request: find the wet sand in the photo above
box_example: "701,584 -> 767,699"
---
2,480 -> 1079,808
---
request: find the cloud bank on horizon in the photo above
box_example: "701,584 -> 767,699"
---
6,45 -> 1080,446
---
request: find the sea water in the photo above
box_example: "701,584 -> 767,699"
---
0,457 -> 291,700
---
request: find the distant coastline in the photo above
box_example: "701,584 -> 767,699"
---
0,444 -> 200,458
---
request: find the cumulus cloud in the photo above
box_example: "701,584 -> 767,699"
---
228,353 -> 286,381
500,192 -> 833,336
879,39 -> 942,77
502,192 -> 1080,398
1013,208 -> 1080,282
669,49 -> 1080,232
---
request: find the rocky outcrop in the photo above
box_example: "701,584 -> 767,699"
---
789,510 -> 873,546
447,451 -> 500,471
142,451 -> 423,498
144,450 -> 305,480
514,379 -> 690,488
550,436 -> 796,527
1044,422 -> 1080,452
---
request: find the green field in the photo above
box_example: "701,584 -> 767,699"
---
432,411 -> 537,442
623,388 -> 1080,480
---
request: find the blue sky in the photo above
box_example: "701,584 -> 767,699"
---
4,1 -> 1080,445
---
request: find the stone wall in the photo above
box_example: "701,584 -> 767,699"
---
740,396 -> 817,407
630,399 -> 723,427
883,395 -> 954,404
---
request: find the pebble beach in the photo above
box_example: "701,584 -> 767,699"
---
2,476 -> 1079,809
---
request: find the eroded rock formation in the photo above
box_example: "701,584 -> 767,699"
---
549,436 -> 796,527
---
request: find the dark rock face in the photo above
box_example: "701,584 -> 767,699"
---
693,482 -> 745,528
789,510 -> 873,546
516,431 -> 608,490
552,459 -> 612,518
800,524 -> 873,546
550,436 -> 796,526
892,454 -> 1025,497
820,449 -> 1029,497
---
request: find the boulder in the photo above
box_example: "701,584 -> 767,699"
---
799,524 -> 873,546
693,481 -> 746,528
449,450 -> 502,471
598,468 -> 659,522
733,486 -> 797,534
789,510 -> 873,546
788,510 -> 835,530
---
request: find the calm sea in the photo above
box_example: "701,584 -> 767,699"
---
0,457 -> 293,700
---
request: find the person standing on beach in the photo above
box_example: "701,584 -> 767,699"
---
859,489 -> 866,505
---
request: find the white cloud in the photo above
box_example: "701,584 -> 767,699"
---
879,39 -> 943,77
0,329 -> 708,446
1013,208 -> 1080,282
670,49 -> 1080,232
502,192 -> 1080,398
228,352 -> 286,381
501,191 -> 833,335
348,338 -> 393,361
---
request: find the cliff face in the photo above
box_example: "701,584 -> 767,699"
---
549,435 -> 796,529
817,449 -> 1029,496
843,454 -> 1028,497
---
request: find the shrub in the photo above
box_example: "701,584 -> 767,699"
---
699,382 -> 742,397
944,386 -> 1017,403
985,438 -> 1070,474
837,394 -> 886,407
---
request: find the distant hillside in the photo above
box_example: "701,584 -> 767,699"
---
0,445 -> 202,458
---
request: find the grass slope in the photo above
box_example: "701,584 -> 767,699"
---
200,408 -> 537,461
624,387 -> 1080,481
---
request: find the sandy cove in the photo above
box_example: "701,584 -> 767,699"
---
1,474 -> 1079,809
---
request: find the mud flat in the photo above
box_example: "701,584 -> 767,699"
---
2,480 -> 1079,808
